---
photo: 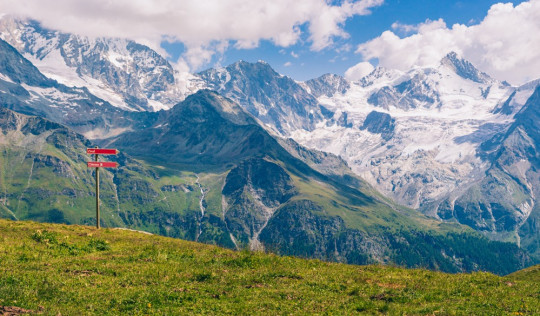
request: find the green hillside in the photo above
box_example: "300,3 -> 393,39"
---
0,219 -> 538,315
0,104 -> 532,274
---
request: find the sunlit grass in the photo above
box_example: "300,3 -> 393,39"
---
0,219 -> 538,315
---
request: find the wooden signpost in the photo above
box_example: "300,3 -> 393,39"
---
87,147 -> 118,229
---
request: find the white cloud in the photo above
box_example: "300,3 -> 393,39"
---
355,0 -> 540,85
390,22 -> 418,34
344,61 -> 374,81
291,51 -> 299,58
1,0 -> 383,71
284,61 -> 293,67
178,41 -> 229,71
391,18 -> 445,34
308,0 -> 384,51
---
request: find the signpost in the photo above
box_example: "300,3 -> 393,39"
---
87,161 -> 119,168
87,147 -> 118,229
87,148 -> 119,155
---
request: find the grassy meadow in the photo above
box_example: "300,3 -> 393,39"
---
0,219 -> 538,315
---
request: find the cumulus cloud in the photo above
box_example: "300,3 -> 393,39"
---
307,0 -> 384,50
355,0 -> 540,85
1,0 -> 383,71
344,61 -> 374,80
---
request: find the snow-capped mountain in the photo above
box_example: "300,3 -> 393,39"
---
294,53 -> 516,208
195,60 -> 325,135
0,37 -> 155,140
287,53 -> 540,255
0,16 -> 199,112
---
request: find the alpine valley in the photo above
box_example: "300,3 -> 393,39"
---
0,17 -> 538,273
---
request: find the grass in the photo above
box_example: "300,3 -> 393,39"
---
0,219 -> 538,315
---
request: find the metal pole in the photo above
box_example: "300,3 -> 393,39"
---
95,147 -> 100,229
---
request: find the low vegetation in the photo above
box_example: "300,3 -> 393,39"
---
0,219 -> 538,315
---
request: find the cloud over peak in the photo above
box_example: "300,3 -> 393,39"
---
354,0 -> 540,85
1,0 -> 383,70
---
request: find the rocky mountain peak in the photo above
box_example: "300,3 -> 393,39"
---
226,59 -> 281,79
305,73 -> 350,98
196,61 -> 323,135
170,89 -> 255,126
440,51 -> 492,84
359,66 -> 403,87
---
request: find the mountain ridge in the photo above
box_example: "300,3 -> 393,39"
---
1,85 -> 530,273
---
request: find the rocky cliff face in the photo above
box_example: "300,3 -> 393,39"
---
360,111 -> 395,141
222,157 -> 297,249
196,61 -> 324,135
304,73 -> 350,98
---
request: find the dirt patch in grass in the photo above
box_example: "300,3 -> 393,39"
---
0,305 -> 37,315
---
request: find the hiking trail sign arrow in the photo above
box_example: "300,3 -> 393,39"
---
87,148 -> 118,155
87,161 -> 118,168
87,147 -> 118,229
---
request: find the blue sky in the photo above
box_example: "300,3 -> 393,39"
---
161,0 -> 528,81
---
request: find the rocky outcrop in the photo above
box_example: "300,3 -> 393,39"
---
360,111 -> 395,141
367,73 -> 440,110
304,73 -> 350,98
222,158 -> 297,248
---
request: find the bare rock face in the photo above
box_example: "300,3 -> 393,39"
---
304,73 -> 350,98
360,111 -> 395,141
222,157 -> 297,249
196,61 -> 324,135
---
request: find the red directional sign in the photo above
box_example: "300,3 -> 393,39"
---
87,148 -> 118,155
87,161 -> 118,168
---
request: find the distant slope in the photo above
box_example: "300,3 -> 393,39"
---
0,220 -> 538,315
436,85 -> 540,261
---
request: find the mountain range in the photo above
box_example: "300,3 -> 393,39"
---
0,16 -> 538,271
